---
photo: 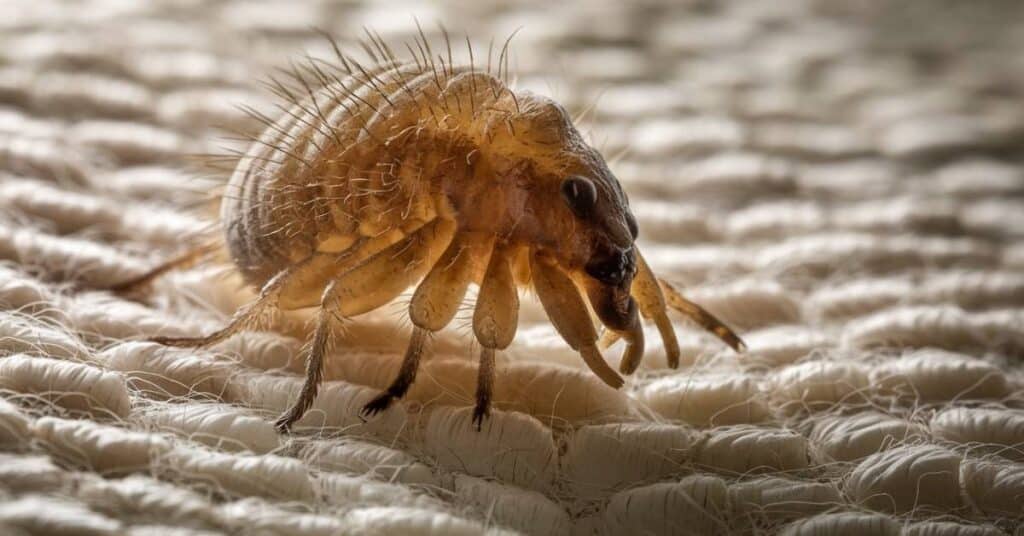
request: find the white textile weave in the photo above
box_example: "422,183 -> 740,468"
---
1,1 -> 1023,535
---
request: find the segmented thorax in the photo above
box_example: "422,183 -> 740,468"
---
222,58 -> 531,287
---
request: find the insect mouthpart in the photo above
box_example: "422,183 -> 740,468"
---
584,246 -> 636,288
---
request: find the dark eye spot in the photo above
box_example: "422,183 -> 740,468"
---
626,212 -> 639,240
560,176 -> 597,217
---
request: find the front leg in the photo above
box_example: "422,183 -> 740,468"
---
660,278 -> 746,353
530,252 -> 624,389
626,250 -> 682,369
471,246 -> 519,429
601,250 -> 744,369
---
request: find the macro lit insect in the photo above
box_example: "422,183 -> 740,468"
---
128,29 -> 744,432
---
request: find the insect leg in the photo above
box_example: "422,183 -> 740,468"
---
409,233 -> 488,331
660,277 -> 746,353
614,319 -> 646,375
474,347 -> 495,430
360,326 -> 428,417
150,261 -> 302,348
275,221 -> 455,429
629,250 -> 682,369
583,275 -> 646,376
274,280 -> 338,432
278,220 -> 457,428
330,218 -> 456,317
471,247 -> 518,429
362,232 -> 485,416
530,252 -> 624,389
108,240 -> 220,292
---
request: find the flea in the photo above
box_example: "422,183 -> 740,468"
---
128,29 -> 744,432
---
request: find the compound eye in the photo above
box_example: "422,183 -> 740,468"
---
560,176 -> 597,217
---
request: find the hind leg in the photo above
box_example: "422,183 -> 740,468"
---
274,281 -> 339,432
148,218 -> 445,348
277,219 -> 457,428
150,264 -> 298,348
109,241 -> 220,292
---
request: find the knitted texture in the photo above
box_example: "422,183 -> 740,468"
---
1,1 -> 1023,534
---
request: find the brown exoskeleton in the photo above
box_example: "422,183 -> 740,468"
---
134,31 -> 744,432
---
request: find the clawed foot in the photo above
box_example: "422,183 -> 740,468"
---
273,413 -> 295,434
360,391 -> 395,418
472,404 -> 489,431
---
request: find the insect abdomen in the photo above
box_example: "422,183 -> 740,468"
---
221,62 -> 461,287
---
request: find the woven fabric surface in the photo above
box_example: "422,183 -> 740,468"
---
1,1 -> 1024,534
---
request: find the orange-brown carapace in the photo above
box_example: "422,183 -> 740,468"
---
144,31 -> 744,431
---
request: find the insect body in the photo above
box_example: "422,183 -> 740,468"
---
148,34 -> 744,431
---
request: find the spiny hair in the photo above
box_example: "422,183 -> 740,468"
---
127,23 -> 746,437
235,23 -> 524,155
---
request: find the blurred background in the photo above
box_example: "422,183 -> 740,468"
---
1,1 -> 1024,534
3,0 -> 1024,231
